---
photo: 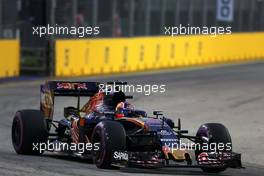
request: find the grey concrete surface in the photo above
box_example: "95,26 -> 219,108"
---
0,62 -> 264,175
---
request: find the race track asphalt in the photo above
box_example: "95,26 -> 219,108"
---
0,62 -> 264,176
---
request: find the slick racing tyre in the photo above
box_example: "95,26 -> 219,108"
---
195,123 -> 232,173
91,121 -> 126,169
12,110 -> 48,155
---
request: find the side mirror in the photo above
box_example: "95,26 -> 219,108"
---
153,111 -> 163,118
153,111 -> 163,116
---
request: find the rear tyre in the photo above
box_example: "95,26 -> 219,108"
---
91,121 -> 126,169
12,110 -> 48,155
195,123 -> 232,173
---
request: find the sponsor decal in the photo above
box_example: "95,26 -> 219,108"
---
158,130 -> 172,136
113,151 -> 129,161
57,83 -> 88,90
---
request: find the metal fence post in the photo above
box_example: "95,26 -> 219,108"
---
92,0 -> 98,27
249,0 -> 256,31
111,0 -> 117,37
160,0 -> 167,34
202,0 -> 208,27
129,0 -> 135,37
260,0 -> 264,31
48,0 -> 56,76
72,0 -> 77,27
215,0 -> 219,27
0,0 -> 2,37
188,0 -> 194,25
238,0 -> 243,31
175,0 -> 180,26
145,0 -> 151,35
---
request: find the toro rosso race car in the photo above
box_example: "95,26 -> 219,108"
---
12,81 -> 242,173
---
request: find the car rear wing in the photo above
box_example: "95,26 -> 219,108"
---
40,81 -> 100,119
42,81 -> 100,97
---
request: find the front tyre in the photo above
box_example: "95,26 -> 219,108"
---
195,123 -> 232,173
91,121 -> 126,169
12,110 -> 48,155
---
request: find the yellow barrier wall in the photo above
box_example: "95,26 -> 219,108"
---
0,40 -> 20,78
56,32 -> 264,77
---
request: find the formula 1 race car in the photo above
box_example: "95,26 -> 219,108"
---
11,81 -> 242,173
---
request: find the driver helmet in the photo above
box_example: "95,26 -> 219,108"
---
115,102 -> 134,118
